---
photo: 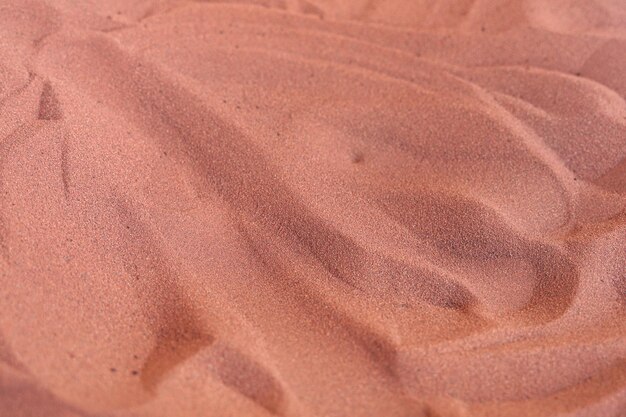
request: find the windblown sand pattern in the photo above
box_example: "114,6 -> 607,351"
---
0,1 -> 625,416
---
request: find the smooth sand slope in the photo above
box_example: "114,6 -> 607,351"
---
0,1 -> 625,416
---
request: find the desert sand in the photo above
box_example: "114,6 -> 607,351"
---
0,0 -> 625,416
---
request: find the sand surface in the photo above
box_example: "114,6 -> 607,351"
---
1,1 -> 625,416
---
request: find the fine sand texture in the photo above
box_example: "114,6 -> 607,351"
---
1,1 -> 626,416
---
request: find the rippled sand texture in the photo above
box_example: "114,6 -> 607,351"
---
1,0 -> 625,416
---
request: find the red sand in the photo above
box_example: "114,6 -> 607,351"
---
1,1 -> 625,416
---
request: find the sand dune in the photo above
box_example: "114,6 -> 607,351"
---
0,1 -> 625,416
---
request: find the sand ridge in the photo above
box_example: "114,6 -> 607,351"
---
0,0 -> 625,416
